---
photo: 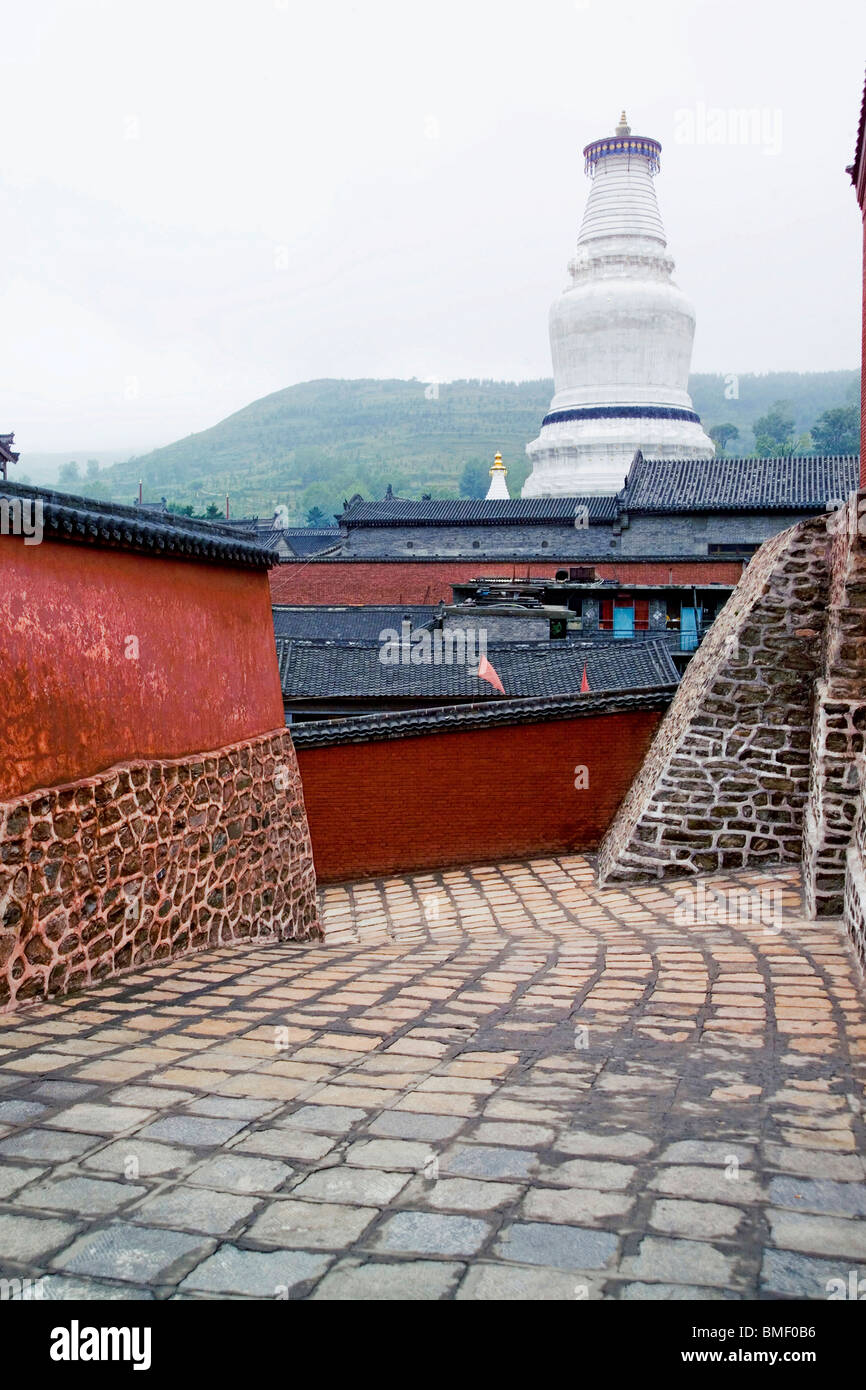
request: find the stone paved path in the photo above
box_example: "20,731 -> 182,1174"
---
0,855 -> 865,1300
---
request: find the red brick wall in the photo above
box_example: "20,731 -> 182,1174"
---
0,537 -> 284,799
296,709 -> 663,882
271,559 -> 744,606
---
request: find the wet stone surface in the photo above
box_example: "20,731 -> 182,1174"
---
0,854 -> 864,1300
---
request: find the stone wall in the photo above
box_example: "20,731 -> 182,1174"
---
843,753 -> 866,974
597,515 -> 830,883
0,728 -> 320,1012
597,487 -> 866,969
339,511 -> 812,560
618,510 -> 810,556
803,495 -> 866,914
341,521 -> 611,558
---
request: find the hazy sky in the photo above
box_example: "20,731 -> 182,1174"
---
2,0 -> 864,454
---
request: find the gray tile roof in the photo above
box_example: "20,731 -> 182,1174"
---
273,605 -> 437,641
329,454 -> 860,543
291,687 -> 675,747
622,453 -> 858,512
285,528 -> 342,536
208,518 -> 297,551
0,481 -> 277,568
283,530 -> 343,557
217,519 -> 339,555
340,495 -> 618,526
277,637 -> 679,702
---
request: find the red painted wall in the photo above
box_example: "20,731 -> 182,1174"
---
0,537 -> 284,799
270,559 -> 744,606
296,709 -> 663,882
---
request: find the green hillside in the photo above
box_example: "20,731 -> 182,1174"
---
75,372 -> 859,522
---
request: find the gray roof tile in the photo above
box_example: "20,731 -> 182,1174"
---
291,687 -> 674,746
0,481 -> 276,568
277,637 -> 679,702
623,453 -> 858,512
340,496 -> 617,526
273,606 -> 437,641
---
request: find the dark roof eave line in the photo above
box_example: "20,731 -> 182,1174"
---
290,685 -> 676,748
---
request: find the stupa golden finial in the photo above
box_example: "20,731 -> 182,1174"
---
490,451 -> 506,472
616,111 -> 631,136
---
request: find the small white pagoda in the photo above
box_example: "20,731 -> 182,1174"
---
523,113 -> 714,496
485,452 -> 510,500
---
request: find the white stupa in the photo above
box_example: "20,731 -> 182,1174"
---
523,113 -> 714,496
485,452 -> 510,499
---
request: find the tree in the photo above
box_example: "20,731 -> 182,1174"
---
204,503 -> 221,519
86,458 -> 101,479
811,406 -> 859,455
708,423 -> 739,455
306,506 -> 327,527
299,483 -> 337,519
754,401 -> 796,458
58,461 -> 80,485
459,459 -> 488,498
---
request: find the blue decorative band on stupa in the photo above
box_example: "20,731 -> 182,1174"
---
583,135 -> 661,177
542,404 -> 700,428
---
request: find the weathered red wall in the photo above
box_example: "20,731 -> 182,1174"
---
296,709 -> 664,882
0,537 -> 284,799
271,559 -> 744,606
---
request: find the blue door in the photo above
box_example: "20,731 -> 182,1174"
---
680,605 -> 702,651
613,604 -> 635,638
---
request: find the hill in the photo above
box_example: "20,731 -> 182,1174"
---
75,372 -> 859,521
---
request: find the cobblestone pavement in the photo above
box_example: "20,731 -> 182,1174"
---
1,855 -> 865,1301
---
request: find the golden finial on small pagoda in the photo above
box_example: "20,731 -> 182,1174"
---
490,451 -> 506,473
615,110 -> 631,136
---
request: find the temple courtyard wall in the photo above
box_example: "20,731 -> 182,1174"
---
294,698 -> 667,883
0,508 -> 320,1012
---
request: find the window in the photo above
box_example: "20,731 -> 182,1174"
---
599,596 -> 648,632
